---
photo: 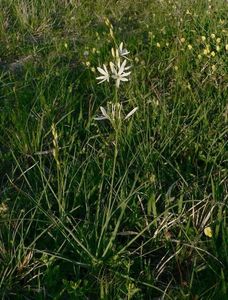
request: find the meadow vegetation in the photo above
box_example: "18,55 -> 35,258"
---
0,0 -> 227,299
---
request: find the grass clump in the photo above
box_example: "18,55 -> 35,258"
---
0,0 -> 227,299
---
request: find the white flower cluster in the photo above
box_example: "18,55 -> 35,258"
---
95,42 -> 138,126
96,42 -> 131,88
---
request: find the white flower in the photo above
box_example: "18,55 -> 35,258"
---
111,42 -> 130,60
94,106 -> 110,120
83,50 -> 89,57
118,42 -> 130,58
96,64 -> 110,84
110,59 -> 131,88
94,104 -> 121,121
94,104 -> 138,122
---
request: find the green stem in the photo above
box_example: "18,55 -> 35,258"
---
57,163 -> 64,217
114,85 -> 118,104
109,130 -> 118,209
96,112 -> 119,257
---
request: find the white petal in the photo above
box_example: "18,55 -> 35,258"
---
97,67 -> 108,76
100,106 -> 109,119
96,76 -> 106,80
97,79 -> 107,84
119,78 -> 129,82
96,76 -> 109,84
124,107 -> 138,120
124,65 -> 131,70
119,42 -> 123,52
122,49 -> 130,55
103,64 -> 108,73
94,116 -> 108,120
109,61 -> 116,74
119,59 -> 127,74
121,71 -> 131,77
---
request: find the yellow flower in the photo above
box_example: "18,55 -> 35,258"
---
211,33 -> 216,39
96,32 -> 99,37
211,65 -> 216,72
188,44 -> 193,50
225,44 -> 228,51
174,66 -> 178,71
198,54 -> 202,59
0,203 -> 8,215
210,51 -> 215,57
201,36 -> 206,42
156,42 -> 161,48
216,38 -> 221,44
134,57 -> 139,63
216,46 -> 220,52
204,227 -> 213,238
180,37 -> 185,43
203,45 -> 210,55
85,61 -> 91,67
166,42 -> 169,47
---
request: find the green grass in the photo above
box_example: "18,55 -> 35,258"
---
0,0 -> 227,299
